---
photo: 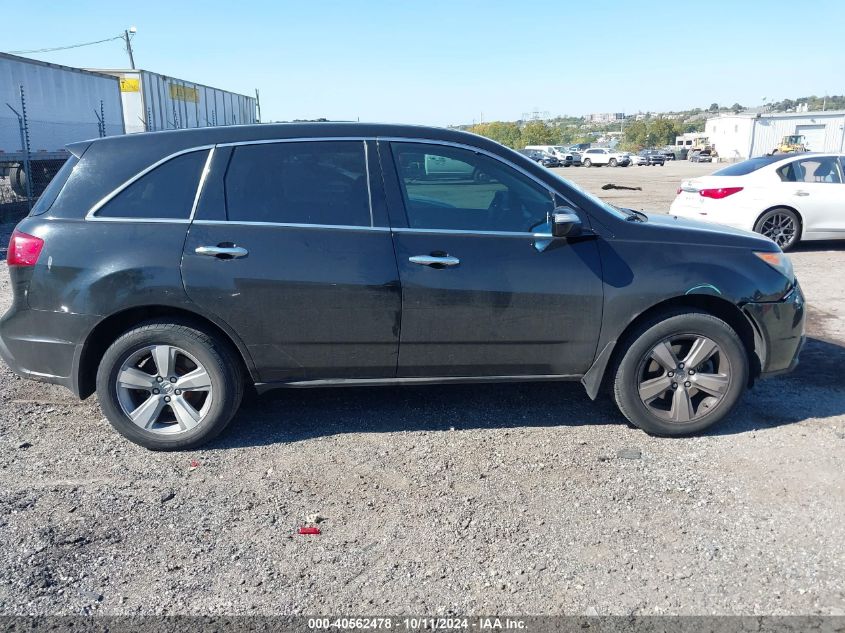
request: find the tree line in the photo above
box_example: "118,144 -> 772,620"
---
465,121 -> 594,149
466,118 -> 705,151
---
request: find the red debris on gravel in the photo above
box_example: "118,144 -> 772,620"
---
298,526 -> 321,535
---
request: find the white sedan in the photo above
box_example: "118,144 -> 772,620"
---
669,153 -> 845,250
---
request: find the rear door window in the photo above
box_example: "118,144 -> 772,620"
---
94,150 -> 209,219
223,141 -> 371,226
778,157 -> 843,184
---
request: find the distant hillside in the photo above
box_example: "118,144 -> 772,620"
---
765,95 -> 845,112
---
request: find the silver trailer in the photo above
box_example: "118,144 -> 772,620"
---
0,53 -> 124,197
90,69 -> 257,134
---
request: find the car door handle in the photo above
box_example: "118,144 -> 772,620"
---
195,245 -> 249,259
408,255 -> 460,268
794,190 -> 810,196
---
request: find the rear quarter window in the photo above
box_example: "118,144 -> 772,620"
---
30,156 -> 79,216
93,150 -> 209,220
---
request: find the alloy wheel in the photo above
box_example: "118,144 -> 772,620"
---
115,345 -> 213,434
637,335 -> 732,423
760,212 -> 797,248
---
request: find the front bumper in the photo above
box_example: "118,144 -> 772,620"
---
744,282 -> 805,377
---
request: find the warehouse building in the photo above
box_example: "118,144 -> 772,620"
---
705,111 -> 845,160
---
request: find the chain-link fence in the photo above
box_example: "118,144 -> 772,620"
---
2,81 -> 113,222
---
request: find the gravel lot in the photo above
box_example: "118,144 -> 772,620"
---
1,162 -> 844,617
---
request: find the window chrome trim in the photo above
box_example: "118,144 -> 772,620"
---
191,219 -> 390,232
363,141 -> 374,227
392,227 -> 553,238
377,136 -> 579,209
85,145 -> 215,222
215,136 -> 371,148
189,146 -> 216,222
82,135 -> 578,226
190,220 -> 549,238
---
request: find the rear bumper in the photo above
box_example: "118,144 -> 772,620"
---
744,282 -> 806,377
0,306 -> 97,397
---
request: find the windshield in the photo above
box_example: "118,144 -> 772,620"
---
550,172 -> 630,220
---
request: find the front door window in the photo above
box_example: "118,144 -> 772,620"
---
391,143 -> 555,233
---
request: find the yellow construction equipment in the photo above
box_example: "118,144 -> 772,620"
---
772,135 -> 806,154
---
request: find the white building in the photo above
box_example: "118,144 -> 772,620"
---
705,111 -> 845,160
585,112 -> 624,123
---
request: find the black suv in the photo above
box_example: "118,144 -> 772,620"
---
1,123 -> 804,450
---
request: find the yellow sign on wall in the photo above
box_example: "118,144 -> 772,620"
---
120,78 -> 140,92
169,83 -> 199,103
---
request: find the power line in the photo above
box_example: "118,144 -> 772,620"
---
8,34 -> 125,55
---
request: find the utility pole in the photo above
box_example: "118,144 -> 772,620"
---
123,27 -> 137,69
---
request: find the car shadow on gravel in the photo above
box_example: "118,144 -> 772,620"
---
210,337 -> 845,449
708,336 -> 845,435
791,240 -> 845,252
214,380 -> 626,449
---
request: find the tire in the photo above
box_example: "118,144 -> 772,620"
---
753,207 -> 801,251
583,158 -> 592,167
8,164 -> 27,197
609,158 -> 618,167
8,160 -> 62,198
96,321 -> 244,450
612,309 -> 748,436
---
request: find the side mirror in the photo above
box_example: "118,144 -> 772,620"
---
552,207 -> 581,237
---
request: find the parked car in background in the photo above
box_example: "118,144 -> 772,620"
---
662,149 -> 677,161
525,145 -> 580,167
636,150 -> 666,166
689,149 -> 713,163
670,153 -> 845,250
518,149 -> 561,168
581,147 -> 630,167
0,123 -> 804,449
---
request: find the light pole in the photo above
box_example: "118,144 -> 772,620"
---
123,26 -> 137,69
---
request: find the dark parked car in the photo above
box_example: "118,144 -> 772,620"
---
518,149 -> 560,168
635,150 -> 666,166
1,123 -> 804,450
690,149 -> 714,163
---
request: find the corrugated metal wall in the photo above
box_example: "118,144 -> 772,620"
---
708,113 -> 845,159
131,70 -> 256,132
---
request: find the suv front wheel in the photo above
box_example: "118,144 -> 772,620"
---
612,310 -> 748,435
96,321 -> 244,450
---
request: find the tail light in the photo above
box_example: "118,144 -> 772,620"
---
7,230 -> 44,267
699,187 -> 743,199
677,187 -> 682,195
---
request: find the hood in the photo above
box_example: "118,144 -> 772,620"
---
632,211 -> 777,250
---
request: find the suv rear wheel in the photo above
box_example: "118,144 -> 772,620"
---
96,321 -> 243,450
612,310 -> 748,436
609,158 -> 618,167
